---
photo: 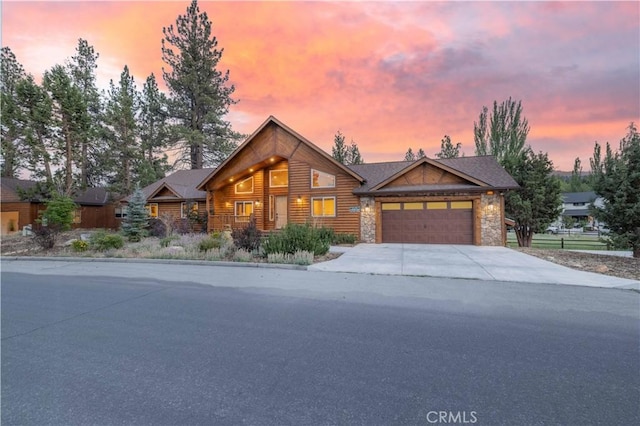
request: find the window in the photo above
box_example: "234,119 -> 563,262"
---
270,170 -> 288,187
269,195 -> 275,221
573,202 -> 586,206
235,201 -> 254,221
311,169 -> 335,188
181,202 -> 198,219
73,208 -> 82,224
235,176 -> 254,194
115,206 -> 128,218
145,203 -> 159,218
312,197 -> 336,217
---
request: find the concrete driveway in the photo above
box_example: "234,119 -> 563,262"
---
308,244 -> 639,289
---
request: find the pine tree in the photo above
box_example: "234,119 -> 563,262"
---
435,135 -> 461,159
138,73 -> 170,187
348,140 -> 364,165
16,75 -> 55,183
121,186 -> 149,242
506,149 -> 563,247
162,0 -> 240,169
104,65 -> 139,195
416,148 -> 426,159
1,47 -> 26,177
332,131 -> 348,164
67,39 -> 103,188
43,65 -> 90,195
590,123 -> 640,257
404,148 -> 416,161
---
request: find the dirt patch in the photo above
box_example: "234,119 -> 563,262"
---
516,248 -> 639,281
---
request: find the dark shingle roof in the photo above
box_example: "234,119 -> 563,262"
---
349,156 -> 518,194
348,161 -> 413,192
133,169 -> 215,202
562,191 -> 597,203
0,178 -> 39,202
436,156 -> 519,188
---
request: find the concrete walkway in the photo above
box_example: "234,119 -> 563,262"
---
308,244 -> 639,290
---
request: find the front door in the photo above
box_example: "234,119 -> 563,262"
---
275,196 -> 287,229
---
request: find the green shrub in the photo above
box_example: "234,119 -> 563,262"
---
90,230 -> 125,251
198,236 -> 222,252
333,233 -> 357,245
160,235 -> 180,248
71,240 -> 89,252
262,223 -> 329,256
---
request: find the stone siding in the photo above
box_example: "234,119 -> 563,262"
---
359,197 -> 375,243
480,193 -> 503,246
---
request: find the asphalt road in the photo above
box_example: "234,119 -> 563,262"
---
2,261 -> 639,425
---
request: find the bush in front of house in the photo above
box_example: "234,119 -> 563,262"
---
232,217 -> 262,252
34,194 -> 78,249
267,250 -> 314,265
332,233 -> 357,245
148,218 -> 167,238
121,187 -> 149,242
262,223 -> 330,256
71,240 -> 89,252
90,230 -> 125,251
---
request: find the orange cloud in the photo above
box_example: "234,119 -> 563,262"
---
2,1 -> 638,172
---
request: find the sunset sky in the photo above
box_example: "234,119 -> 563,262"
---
2,0 -> 639,170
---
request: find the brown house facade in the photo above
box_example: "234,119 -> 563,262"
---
126,168 -> 214,232
0,178 -> 119,234
197,116 -> 519,246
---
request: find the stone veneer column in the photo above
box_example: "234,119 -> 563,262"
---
480,193 -> 503,246
359,197 -> 376,243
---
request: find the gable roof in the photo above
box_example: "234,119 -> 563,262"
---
1,178 -> 39,202
1,178 -> 116,205
130,168 -> 214,202
349,156 -> 518,195
196,116 -> 364,190
562,191 -> 598,203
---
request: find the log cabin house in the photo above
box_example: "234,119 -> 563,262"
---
196,116 -> 519,245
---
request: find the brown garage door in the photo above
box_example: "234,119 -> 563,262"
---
381,201 -> 473,244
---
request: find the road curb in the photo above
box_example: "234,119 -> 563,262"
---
0,256 -> 308,271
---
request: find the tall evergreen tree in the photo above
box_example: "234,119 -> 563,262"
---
121,186 -> 149,242
474,97 -> 530,173
506,149 -> 563,247
590,123 -> 640,257
104,65 -> 139,195
162,0 -> 240,169
348,140 -> 364,165
67,39 -> 102,188
435,135 -> 461,159
416,148 -> 426,159
332,130 -> 348,164
0,47 -> 26,177
138,73 -> 170,187
16,75 -> 54,183
404,148 -> 416,161
43,64 -> 90,195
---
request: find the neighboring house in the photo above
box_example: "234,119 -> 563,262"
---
196,116 -> 519,245
123,168 -> 214,231
0,177 -> 119,235
554,191 -> 604,229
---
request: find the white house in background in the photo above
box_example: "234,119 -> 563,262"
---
551,191 -> 605,230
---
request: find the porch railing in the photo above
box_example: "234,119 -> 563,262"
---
209,214 -> 253,232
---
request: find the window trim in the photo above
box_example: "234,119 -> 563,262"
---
146,203 -> 159,218
311,196 -> 336,218
269,169 -> 288,188
310,169 -> 336,189
234,176 -> 254,194
234,201 -> 254,218
181,201 -> 198,219
115,206 -> 128,218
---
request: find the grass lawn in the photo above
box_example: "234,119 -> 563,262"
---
506,232 -> 609,250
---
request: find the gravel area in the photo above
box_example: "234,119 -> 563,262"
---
516,248 -> 639,281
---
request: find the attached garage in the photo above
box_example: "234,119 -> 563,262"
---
381,200 -> 474,244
